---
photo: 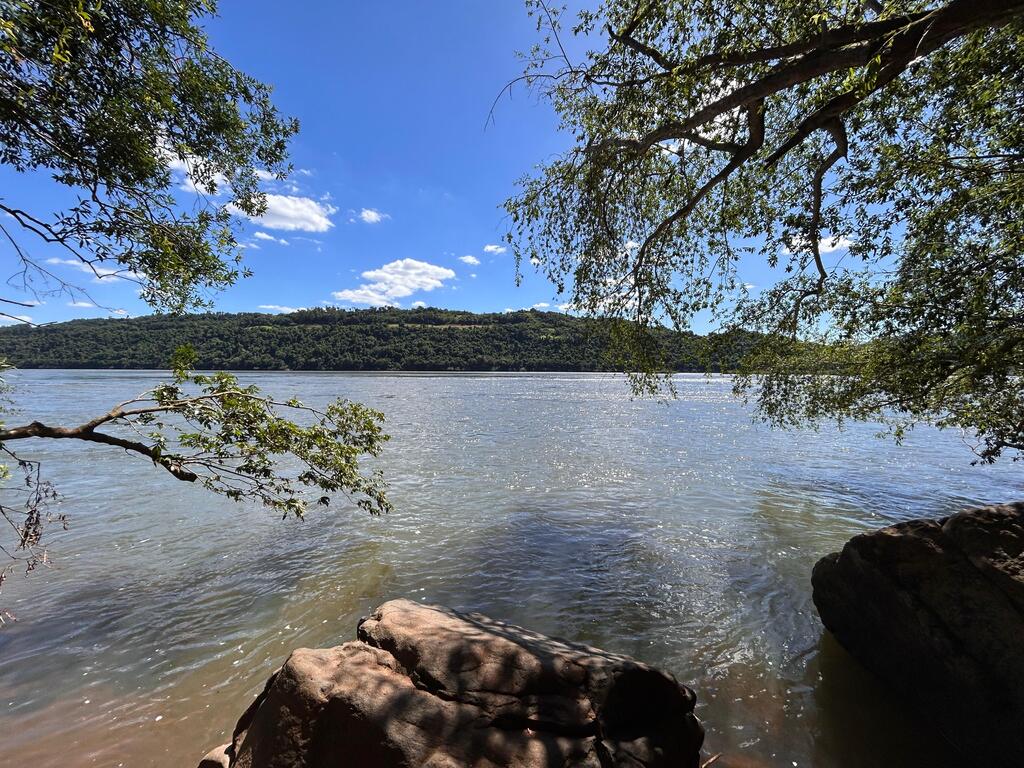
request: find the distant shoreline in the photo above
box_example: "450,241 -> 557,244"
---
6,368 -> 735,377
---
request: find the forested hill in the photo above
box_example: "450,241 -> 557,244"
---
0,307 -> 754,371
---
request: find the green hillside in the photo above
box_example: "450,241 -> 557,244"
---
0,307 -> 750,371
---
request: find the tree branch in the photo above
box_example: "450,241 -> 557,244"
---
785,119 -> 850,334
634,99 -> 766,274
590,0 -> 1024,159
0,421 -> 198,482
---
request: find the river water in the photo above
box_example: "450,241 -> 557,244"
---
0,370 -> 1020,767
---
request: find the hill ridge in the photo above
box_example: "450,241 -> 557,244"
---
0,307 -> 750,371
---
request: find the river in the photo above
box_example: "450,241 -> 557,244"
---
1,370 -> 1021,766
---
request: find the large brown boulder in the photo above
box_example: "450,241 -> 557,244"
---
812,502 -> 1024,761
212,599 -> 704,768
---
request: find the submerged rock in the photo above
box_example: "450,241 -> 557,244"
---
812,501 -> 1024,761
207,599 -> 704,767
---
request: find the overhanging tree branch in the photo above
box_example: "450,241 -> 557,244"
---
590,0 -> 1024,160
0,420 -> 199,481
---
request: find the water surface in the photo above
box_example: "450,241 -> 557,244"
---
1,370 -> 1021,767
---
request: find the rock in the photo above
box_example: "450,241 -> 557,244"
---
197,745 -> 231,768
812,501 -> 1024,761
210,599 -> 704,768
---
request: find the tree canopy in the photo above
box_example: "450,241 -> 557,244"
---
0,0 -> 299,313
507,0 -> 1024,461
0,1 -> 387,601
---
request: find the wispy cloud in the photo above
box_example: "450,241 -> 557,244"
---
359,208 -> 389,224
0,314 -> 32,324
253,231 -> 290,245
46,257 -> 138,281
412,300 -> 427,308
483,244 -> 506,254
67,301 -> 95,308
258,304 -> 301,313
332,258 -> 455,307
459,255 -> 480,265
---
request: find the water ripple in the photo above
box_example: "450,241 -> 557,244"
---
1,371 -> 1020,767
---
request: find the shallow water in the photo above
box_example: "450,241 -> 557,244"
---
0,370 -> 1020,767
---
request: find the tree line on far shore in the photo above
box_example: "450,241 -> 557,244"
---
0,307 -> 757,372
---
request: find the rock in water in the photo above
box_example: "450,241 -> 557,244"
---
812,502 -> 1024,761
212,599 -> 704,767
197,745 -> 231,768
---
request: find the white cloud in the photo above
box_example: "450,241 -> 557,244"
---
783,235 -> 853,255
67,301 -> 95,308
253,231 -> 289,245
531,302 -> 550,309
258,304 -> 301,313
412,300 -> 427,308
459,255 -> 480,266
164,147 -> 287,195
557,303 -> 572,312
332,258 -> 455,307
470,273 -> 477,279
331,286 -> 397,307
236,194 -> 337,232
820,236 -> 853,253
46,257 -> 133,281
359,208 -> 389,224
47,257 -> 108,275
483,244 -> 507,254
0,314 -> 32,324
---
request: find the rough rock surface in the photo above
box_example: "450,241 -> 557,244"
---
812,501 -> 1024,761
197,745 -> 231,768
210,599 -> 704,768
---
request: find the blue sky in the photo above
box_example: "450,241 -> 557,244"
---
2,1 -> 588,325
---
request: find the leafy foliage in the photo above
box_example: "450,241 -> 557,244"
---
506,0 -> 1024,462
0,2 -> 391,601
0,347 -> 390,596
0,0 -> 297,313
